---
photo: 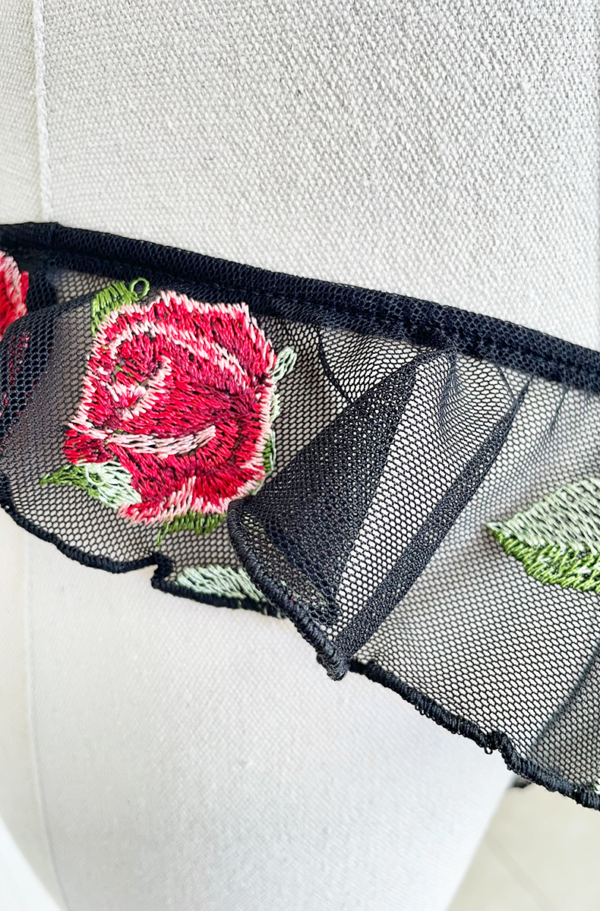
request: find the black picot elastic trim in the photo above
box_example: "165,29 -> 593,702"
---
349,660 -> 600,811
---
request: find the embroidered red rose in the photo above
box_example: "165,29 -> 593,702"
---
63,291 -> 280,526
0,251 -> 28,341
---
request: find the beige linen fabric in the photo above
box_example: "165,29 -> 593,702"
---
0,813 -> 63,911
0,511 -> 65,909
39,0 -> 600,348
24,532 -> 510,911
0,0 -> 41,224
0,0 -> 62,905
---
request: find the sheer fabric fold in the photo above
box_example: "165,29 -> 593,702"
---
3,222 -> 600,809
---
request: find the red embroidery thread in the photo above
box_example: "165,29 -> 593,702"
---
0,251 -> 28,341
63,291 -> 279,526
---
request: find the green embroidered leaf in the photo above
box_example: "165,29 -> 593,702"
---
90,277 -> 150,335
272,345 -> 297,383
488,478 -> 600,593
263,431 -> 276,475
39,461 -> 142,509
176,564 -> 267,603
155,511 -> 226,547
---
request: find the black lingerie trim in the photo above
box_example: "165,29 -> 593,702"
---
2,221 -> 599,392
2,221 -> 600,810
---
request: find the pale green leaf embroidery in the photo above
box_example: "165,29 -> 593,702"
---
272,345 -> 297,383
39,461 -> 142,509
176,564 -> 267,603
488,478 -> 600,593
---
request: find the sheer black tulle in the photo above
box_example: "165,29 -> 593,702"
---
3,222 -> 600,809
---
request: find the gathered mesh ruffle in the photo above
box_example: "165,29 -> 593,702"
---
3,222 -> 600,809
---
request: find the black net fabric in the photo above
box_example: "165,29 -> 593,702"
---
3,222 -> 600,809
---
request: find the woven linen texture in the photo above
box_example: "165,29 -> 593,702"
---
37,0 -> 600,348
20,524 -> 508,911
0,0 -> 42,224
2,223 -> 600,813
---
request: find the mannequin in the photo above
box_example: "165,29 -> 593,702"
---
0,511 -> 511,910
1,0 -> 597,908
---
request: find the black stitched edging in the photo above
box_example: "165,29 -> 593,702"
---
151,569 -> 285,618
0,475 -> 277,618
0,474 -> 161,574
349,659 -> 600,810
5,482 -> 598,804
226,505 -> 349,679
2,222 -> 600,392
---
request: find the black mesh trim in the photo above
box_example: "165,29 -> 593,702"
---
2,221 -> 600,392
349,660 -> 600,810
0,471 -> 279,617
7,464 -> 600,807
4,222 -> 600,811
227,385 -> 522,680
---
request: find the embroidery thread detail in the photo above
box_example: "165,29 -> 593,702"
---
0,251 -> 28,341
40,461 -> 142,509
176,564 -> 268,603
263,432 -> 276,476
488,478 -> 600,593
41,283 -> 295,545
272,345 -> 297,382
90,277 -> 150,335
155,512 -> 226,547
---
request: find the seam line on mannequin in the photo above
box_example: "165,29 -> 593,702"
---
23,538 -> 71,910
32,0 -> 52,221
